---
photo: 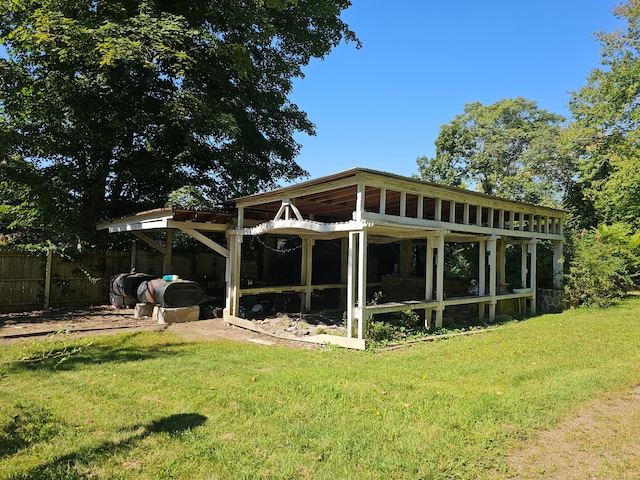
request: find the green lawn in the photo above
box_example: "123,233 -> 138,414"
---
2,298 -> 640,479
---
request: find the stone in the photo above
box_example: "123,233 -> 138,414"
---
134,303 -> 154,319
154,305 -> 200,324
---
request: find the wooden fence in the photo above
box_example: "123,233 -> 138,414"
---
0,250 -> 226,313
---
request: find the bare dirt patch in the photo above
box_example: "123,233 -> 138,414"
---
504,385 -> 640,479
0,306 -> 334,348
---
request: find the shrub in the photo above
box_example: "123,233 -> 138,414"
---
366,321 -> 395,343
565,223 -> 640,307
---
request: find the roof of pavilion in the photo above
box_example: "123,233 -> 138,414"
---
97,168 -> 565,241
229,167 -> 564,232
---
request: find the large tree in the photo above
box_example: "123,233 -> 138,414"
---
416,97 -> 570,207
0,0 -> 358,244
567,0 -> 640,229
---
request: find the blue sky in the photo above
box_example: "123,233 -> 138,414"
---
288,0 -> 624,182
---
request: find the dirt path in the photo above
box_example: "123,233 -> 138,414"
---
503,386 -> 640,479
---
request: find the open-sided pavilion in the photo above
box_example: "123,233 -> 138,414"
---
98,168 -> 564,349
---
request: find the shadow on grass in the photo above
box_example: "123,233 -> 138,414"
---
3,331 -> 190,372
4,413 -> 207,480
0,404 -> 61,459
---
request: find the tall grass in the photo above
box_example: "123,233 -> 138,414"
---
2,297 -> 640,479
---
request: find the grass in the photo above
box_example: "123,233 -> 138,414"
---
2,297 -> 640,479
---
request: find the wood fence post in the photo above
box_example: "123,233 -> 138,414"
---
44,247 -> 53,309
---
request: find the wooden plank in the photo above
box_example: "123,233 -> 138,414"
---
361,212 -> 564,240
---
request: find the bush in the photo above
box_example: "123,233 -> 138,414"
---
366,321 -> 395,343
565,223 -> 640,307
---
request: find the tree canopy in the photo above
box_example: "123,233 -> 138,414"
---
416,97 -> 570,206
567,0 -> 640,229
0,0 -> 358,245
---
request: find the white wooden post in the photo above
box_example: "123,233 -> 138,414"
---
301,237 -> 314,310
521,243 -> 528,289
425,237 -> 434,300
347,232 -> 356,338
163,230 -> 173,274
44,247 -> 53,309
435,198 -> 442,221
478,240 -> 486,296
449,201 -> 456,223
237,206 -> 245,229
356,229 -> 368,339
553,240 -> 563,290
225,233 -> 242,318
379,187 -> 387,215
435,232 -> 445,328
130,240 -> 137,272
497,237 -> 506,291
355,183 -> 365,221
488,237 -> 497,320
529,240 -> 537,314
400,191 -> 407,217
417,194 -> 424,219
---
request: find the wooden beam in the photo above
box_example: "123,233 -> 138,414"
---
131,231 -> 168,255
178,227 -> 230,258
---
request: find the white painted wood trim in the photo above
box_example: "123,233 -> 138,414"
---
131,231 -> 168,255
178,227 -> 230,258
360,212 -> 564,241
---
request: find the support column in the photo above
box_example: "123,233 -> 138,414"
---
521,244 -> 528,289
425,235 -> 435,328
435,232 -> 445,328
356,230 -> 368,340
163,230 -> 173,274
399,240 -> 412,277
347,232 -> 357,338
301,237 -> 315,310
529,240 -> 538,314
478,240 -> 486,296
225,232 -> 243,318
44,247 -> 53,310
553,240 -> 563,290
130,240 -> 137,272
487,237 -> 497,320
